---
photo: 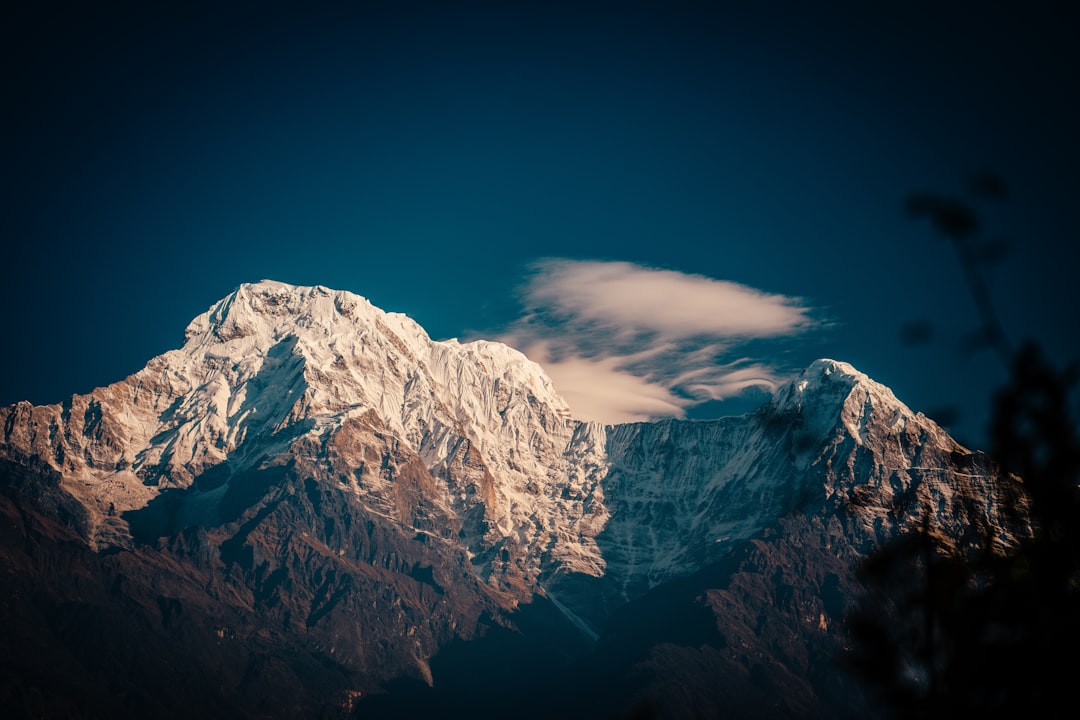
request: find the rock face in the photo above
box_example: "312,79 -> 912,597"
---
0,280 -> 1016,719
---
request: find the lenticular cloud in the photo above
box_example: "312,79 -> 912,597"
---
498,259 -> 821,424
523,259 -> 812,340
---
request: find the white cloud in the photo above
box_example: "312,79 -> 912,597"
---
519,341 -> 687,424
521,258 -> 812,340
671,360 -> 788,400
497,259 -> 821,424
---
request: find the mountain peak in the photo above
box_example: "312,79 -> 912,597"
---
182,280 -> 419,347
760,355 -> 967,459
0,282 -> 1013,720
776,357 -> 908,410
1,282 -> 974,574
805,357 -> 863,377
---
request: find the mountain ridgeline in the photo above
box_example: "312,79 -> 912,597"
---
0,280 -> 1016,719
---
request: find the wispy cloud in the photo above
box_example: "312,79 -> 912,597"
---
497,259 -> 821,424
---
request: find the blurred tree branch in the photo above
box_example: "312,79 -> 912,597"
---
847,174 -> 1080,718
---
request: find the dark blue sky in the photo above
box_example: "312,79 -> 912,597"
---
3,0 -> 1078,451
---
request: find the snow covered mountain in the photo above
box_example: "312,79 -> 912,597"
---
0,280 -> 1017,719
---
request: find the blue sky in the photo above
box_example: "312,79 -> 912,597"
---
3,0 -> 1078,451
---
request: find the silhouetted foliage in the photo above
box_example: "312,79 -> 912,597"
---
904,172 -> 1014,366
898,319 -> 935,347
848,178 -> 1080,718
